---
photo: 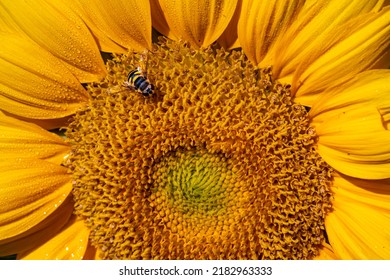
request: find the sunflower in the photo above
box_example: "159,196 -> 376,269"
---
0,0 -> 389,260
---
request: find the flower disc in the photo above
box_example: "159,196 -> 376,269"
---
66,38 -> 333,259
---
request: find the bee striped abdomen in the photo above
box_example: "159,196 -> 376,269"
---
127,69 -> 154,96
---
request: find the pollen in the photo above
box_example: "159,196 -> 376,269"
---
65,38 -> 333,260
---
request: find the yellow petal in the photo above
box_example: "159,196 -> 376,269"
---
326,174 -> 390,259
0,34 -> 89,120
272,0 -> 386,81
75,0 -> 152,52
18,216 -> 90,260
0,112 -> 70,165
0,0 -> 106,83
314,243 -> 340,260
217,0 -> 241,50
0,6 -> 19,33
292,6 -> 390,106
378,106 -> 390,130
333,173 -> 390,211
150,0 -> 177,40
310,70 -> 390,179
70,1 -> 127,53
7,114 -> 73,131
88,26 -> 128,54
0,198 -> 73,256
158,0 -> 238,47
237,0 -> 305,66
0,158 -> 72,241
82,242 -> 99,260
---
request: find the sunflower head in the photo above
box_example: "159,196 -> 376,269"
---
2,0 -> 389,261
65,38 -> 333,259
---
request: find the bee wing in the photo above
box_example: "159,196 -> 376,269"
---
107,85 -> 129,94
138,49 -> 150,78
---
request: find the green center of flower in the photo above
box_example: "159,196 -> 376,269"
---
153,149 -> 231,217
65,38 -> 334,260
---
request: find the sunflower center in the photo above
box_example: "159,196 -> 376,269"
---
65,38 -> 333,260
153,149 -> 231,217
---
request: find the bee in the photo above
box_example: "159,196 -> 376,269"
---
123,50 -> 154,97
125,67 -> 154,96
